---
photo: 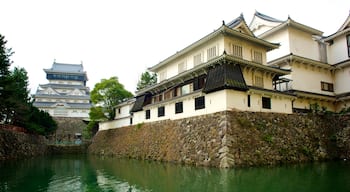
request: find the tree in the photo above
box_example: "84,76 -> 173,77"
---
136,71 -> 157,91
0,34 -> 14,123
90,76 -> 133,120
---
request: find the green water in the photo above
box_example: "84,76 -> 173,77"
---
0,155 -> 349,192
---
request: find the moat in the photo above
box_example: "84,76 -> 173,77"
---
0,155 -> 349,192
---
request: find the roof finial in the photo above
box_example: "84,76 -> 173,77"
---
222,20 -> 225,25
54,58 -> 56,63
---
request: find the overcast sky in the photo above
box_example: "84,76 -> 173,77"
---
1,0 -> 349,94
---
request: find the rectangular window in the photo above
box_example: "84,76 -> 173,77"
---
181,84 -> 193,95
193,76 -> 206,91
118,108 -> 121,114
262,97 -> 271,109
254,75 -> 264,88
145,110 -> 150,119
347,35 -> 350,57
175,102 -> 183,114
174,87 -> 181,97
178,62 -> 186,73
247,95 -> 251,107
130,118 -> 133,125
159,71 -> 167,82
164,89 -> 173,100
207,46 -> 217,60
193,53 -> 202,66
195,96 -> 205,110
321,82 -> 334,92
158,106 -> 165,117
232,44 -> 243,58
253,50 -> 263,63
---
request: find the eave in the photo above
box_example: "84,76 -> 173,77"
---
258,19 -> 323,38
268,54 -> 332,70
323,28 -> 350,42
137,53 -> 290,96
148,25 -> 279,71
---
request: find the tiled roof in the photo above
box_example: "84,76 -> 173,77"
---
33,102 -> 92,109
39,83 -> 89,90
203,63 -> 248,93
254,11 -> 283,23
44,62 -> 86,74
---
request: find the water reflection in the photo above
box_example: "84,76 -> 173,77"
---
0,155 -> 349,192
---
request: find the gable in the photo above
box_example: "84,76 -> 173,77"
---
226,14 -> 255,37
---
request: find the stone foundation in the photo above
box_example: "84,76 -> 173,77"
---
88,111 -> 350,168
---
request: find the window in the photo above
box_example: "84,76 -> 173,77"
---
254,75 -> 264,88
262,97 -> 271,109
193,76 -> 206,91
145,110 -> 151,119
159,71 -> 167,82
174,87 -> 181,97
207,46 -> 217,60
175,102 -> 183,114
247,95 -> 251,107
253,50 -> 263,63
347,35 -> 350,57
321,82 -> 334,92
164,89 -> 173,100
193,53 -> 202,66
130,118 -> 133,125
118,108 -> 121,114
181,84 -> 193,95
158,106 -> 165,117
178,62 -> 186,73
195,96 -> 205,110
232,44 -> 243,58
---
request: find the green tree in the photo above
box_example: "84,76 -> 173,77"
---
136,71 -> 157,91
90,76 -> 133,120
0,34 -> 14,123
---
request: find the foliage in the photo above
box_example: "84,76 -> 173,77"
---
90,76 -> 133,120
84,121 -> 98,139
136,71 -> 157,91
0,34 -> 14,123
0,34 -> 56,135
25,106 -> 57,135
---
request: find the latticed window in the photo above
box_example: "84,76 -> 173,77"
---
193,53 -> 202,66
159,71 -> 167,82
232,44 -> 243,58
262,97 -> 271,109
207,46 -> 217,60
175,102 -> 183,114
321,82 -> 334,92
253,50 -> 263,63
178,62 -> 186,73
254,75 -> 264,88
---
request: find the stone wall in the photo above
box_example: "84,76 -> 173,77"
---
48,117 -> 87,143
88,111 -> 350,168
0,128 -> 48,160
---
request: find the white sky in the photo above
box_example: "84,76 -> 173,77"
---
1,0 -> 349,94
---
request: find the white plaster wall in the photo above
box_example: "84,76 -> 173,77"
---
293,98 -> 336,112
115,104 -> 132,119
155,36 -> 224,82
224,36 -> 267,64
263,28 -> 290,62
327,35 -> 348,64
334,66 -> 350,94
291,62 -> 334,95
289,28 -> 320,61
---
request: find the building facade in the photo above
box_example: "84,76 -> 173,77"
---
100,15 -> 295,130
33,62 -> 91,118
250,11 -> 350,112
